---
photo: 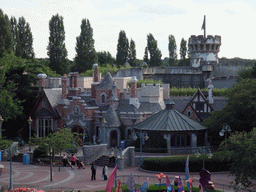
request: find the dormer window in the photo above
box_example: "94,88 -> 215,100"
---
101,93 -> 106,104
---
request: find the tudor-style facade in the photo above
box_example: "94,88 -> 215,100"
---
31,64 -> 170,148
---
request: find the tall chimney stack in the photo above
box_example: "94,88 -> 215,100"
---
130,76 -> 137,98
91,64 -> 99,99
37,73 -> 47,93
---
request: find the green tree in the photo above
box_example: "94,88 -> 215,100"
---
143,47 -> 149,64
73,18 -> 97,73
10,16 -> 18,53
116,30 -> 129,67
168,35 -> 177,66
31,128 -> 84,171
16,16 -> 34,59
47,14 -> 68,75
202,78 -> 256,146
220,128 -> 256,190
128,39 -> 136,67
97,51 -> 115,66
179,38 -> 187,65
0,9 -> 13,58
147,33 -> 162,66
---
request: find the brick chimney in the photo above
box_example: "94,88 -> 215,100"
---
68,72 -> 79,97
62,75 -> 67,99
130,76 -> 137,98
37,73 -> 47,93
91,64 -> 99,99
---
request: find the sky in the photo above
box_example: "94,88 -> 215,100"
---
2,0 -> 256,60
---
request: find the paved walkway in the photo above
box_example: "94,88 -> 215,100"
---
0,161 -> 240,192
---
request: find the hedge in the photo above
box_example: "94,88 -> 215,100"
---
142,151 -> 232,172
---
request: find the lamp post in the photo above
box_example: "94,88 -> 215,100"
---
27,116 -> 33,152
134,130 -> 149,167
0,115 -> 4,137
8,143 -> 19,189
50,147 -> 53,182
219,124 -> 231,149
195,146 -> 212,192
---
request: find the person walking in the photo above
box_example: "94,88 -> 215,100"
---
71,154 -> 76,169
91,162 -> 97,180
62,154 -> 68,167
103,164 -> 108,180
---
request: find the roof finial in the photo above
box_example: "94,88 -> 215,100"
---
201,15 -> 206,38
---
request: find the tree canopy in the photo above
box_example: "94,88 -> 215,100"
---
202,78 -> 256,146
116,30 -> 129,67
168,35 -> 177,66
147,33 -> 162,66
47,14 -> 68,75
0,9 -> 13,58
128,38 -> 136,67
219,128 -> 256,190
73,18 -> 97,73
179,38 -> 187,65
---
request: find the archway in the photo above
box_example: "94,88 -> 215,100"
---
110,130 -> 118,147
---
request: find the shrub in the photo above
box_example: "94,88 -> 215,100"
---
142,152 -> 232,172
33,145 -> 48,159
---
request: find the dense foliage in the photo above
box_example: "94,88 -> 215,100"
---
202,78 -> 256,146
147,33 -> 162,66
128,39 -> 136,67
73,18 -> 97,73
168,35 -> 177,66
116,30 -> 129,67
179,38 -> 187,66
142,152 -> 231,172
47,14 -> 68,75
218,128 -> 256,190
170,87 -> 228,96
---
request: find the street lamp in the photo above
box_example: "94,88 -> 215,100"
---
50,147 -> 53,182
5,143 -> 19,189
133,130 -> 149,167
0,115 -> 4,137
219,124 -> 231,149
27,116 -> 33,152
195,146 -> 212,192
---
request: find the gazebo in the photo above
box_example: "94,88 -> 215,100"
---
133,98 -> 208,154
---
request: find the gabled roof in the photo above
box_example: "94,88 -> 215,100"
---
96,71 -> 115,90
134,101 -> 206,132
43,88 -> 62,116
104,105 -> 121,127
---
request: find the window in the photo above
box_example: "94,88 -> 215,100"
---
195,102 -> 204,110
37,117 -> 52,137
187,110 -> 191,117
101,93 -> 106,104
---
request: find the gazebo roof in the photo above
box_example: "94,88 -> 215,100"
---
134,98 -> 206,132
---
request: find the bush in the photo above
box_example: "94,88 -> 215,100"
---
170,87 -> 228,96
142,152 -> 232,172
33,145 -> 48,159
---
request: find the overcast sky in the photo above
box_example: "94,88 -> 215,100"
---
2,0 -> 256,60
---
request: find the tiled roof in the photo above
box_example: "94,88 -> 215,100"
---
116,99 -> 165,114
44,88 -> 62,109
104,105 -> 121,127
134,107 -> 206,132
96,71 -> 114,90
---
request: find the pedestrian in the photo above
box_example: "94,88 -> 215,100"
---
109,149 -> 115,163
103,164 -> 108,180
91,162 -> 97,180
71,154 -> 76,169
62,154 -> 68,167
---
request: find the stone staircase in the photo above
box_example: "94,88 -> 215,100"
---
94,155 -> 116,167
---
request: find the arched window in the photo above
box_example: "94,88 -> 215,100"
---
101,93 -> 106,104
187,110 -> 191,117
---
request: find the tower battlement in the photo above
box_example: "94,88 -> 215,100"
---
188,35 -> 222,68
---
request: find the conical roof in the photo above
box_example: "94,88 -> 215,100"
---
96,71 -> 114,90
104,105 -> 121,127
134,107 -> 206,132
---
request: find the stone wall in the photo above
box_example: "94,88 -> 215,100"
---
112,68 -> 143,80
83,144 -> 107,165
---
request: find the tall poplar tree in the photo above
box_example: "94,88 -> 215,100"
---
147,33 -> 162,66
116,30 -> 129,67
168,35 -> 177,66
128,39 -> 136,67
16,16 -> 34,59
0,9 -> 13,58
180,38 -> 187,65
143,47 -> 149,64
74,18 -> 97,73
47,14 -> 68,75
10,16 -> 18,53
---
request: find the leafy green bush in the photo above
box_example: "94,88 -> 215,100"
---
33,145 -> 48,159
142,152 -> 232,172
127,79 -> 162,88
170,87 -> 228,96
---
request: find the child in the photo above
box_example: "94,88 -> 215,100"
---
103,164 -> 108,180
